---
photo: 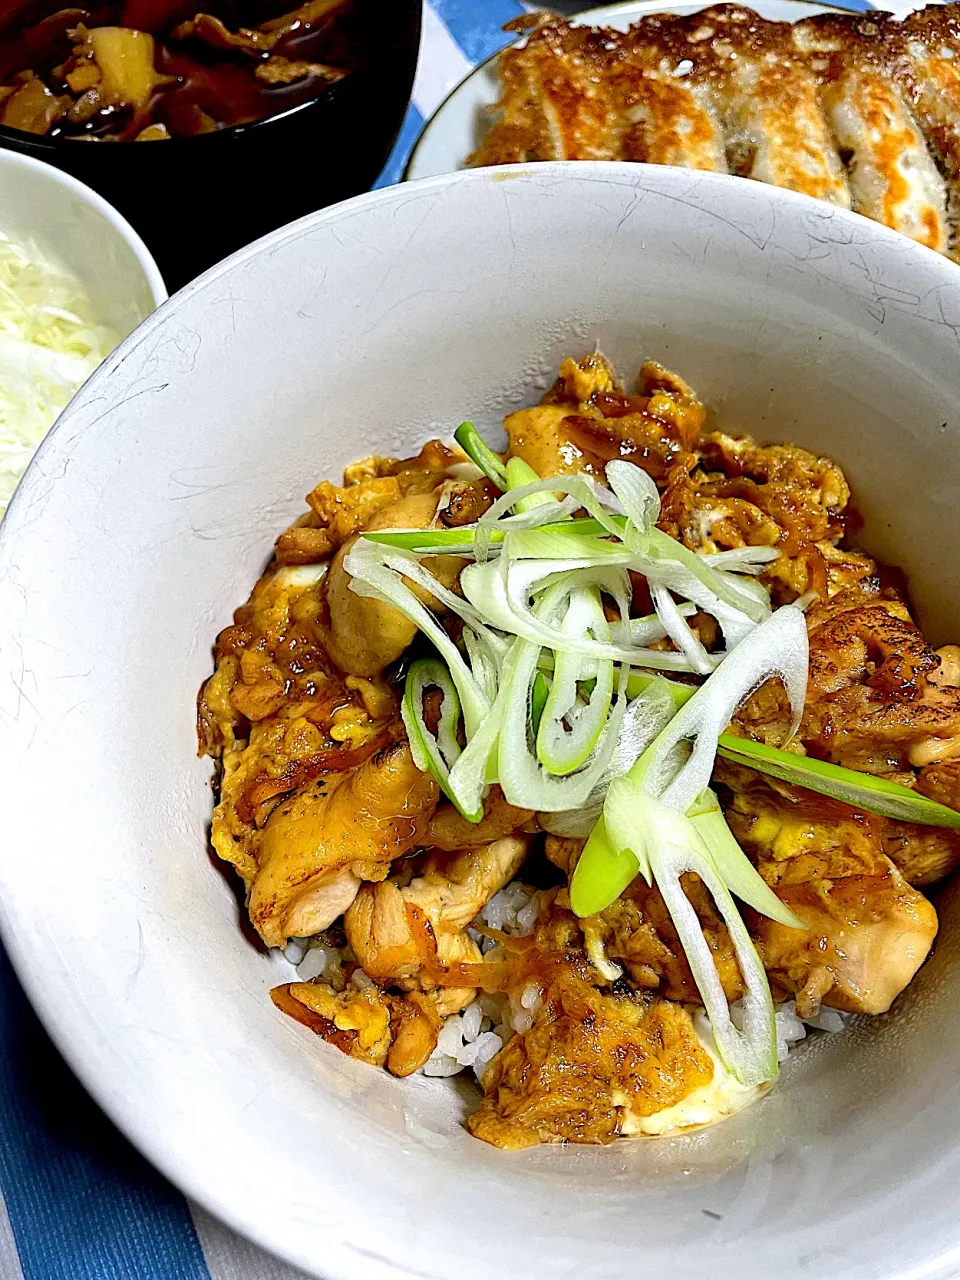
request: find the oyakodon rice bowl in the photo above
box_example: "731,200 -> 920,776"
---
3,165 -> 960,1280
199,347 -> 958,1148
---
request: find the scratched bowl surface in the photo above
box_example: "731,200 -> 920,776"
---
1,164 -> 959,1280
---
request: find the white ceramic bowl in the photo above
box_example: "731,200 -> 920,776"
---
1,164 -> 959,1280
0,150 -> 166,336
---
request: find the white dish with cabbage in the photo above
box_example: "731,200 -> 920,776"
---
0,150 -> 164,514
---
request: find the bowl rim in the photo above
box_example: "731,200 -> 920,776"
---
0,147 -> 167,304
3,159 -> 960,1279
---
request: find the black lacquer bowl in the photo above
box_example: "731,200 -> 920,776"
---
0,0 -> 421,289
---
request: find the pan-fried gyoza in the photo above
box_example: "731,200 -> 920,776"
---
469,4 -> 960,260
198,352 -> 960,1149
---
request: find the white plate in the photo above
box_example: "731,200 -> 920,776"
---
2,163 -> 960,1280
406,0 -> 850,181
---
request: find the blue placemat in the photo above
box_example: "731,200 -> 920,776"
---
0,0 -> 884,1275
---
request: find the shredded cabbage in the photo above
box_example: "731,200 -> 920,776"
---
0,235 -> 118,515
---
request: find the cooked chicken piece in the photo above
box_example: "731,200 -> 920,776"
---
543,833 -> 584,875
818,543 -> 880,601
272,980 -> 442,1076
722,757 -> 960,887
933,645 -> 960,689
307,473 -> 402,550
755,855 -> 937,1016
344,835 -> 530,1014
201,554 -> 404,886
437,475 -> 499,527
249,741 -> 439,948
506,354 -> 706,484
882,823 -> 960,888
917,759 -> 960,813
504,404 -> 604,478
585,874 -> 744,1002
908,645 -> 960,767
274,514 -> 335,566
699,433 -> 850,545
272,979 -> 393,1066
384,989 -> 445,1076
425,787 -> 533,852
468,968 -> 713,1148
802,594 -> 960,769
659,429 -> 858,604
723,772 -> 938,1014
304,439 -> 460,550
323,489 -> 463,678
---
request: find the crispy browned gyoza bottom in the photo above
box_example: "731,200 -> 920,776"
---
198,352 -> 960,1148
470,3 -> 960,261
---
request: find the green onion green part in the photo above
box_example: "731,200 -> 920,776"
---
530,670 -> 549,735
454,421 -> 508,489
717,736 -> 960,830
401,657 -> 483,823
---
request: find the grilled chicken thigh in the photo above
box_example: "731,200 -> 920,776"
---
251,741 -> 439,947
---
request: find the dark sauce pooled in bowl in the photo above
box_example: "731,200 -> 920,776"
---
0,0 -> 363,139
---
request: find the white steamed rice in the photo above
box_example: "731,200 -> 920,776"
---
423,881 -> 545,1080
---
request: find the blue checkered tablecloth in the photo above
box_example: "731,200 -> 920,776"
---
0,0 -> 888,1275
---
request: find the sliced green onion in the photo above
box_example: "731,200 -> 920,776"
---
641,605 -> 809,813
505,456 -> 554,512
626,672 -> 696,707
473,477 -> 595,561
701,546 -> 780,573
401,658 -> 482,822
478,474 -> 625,548
363,526 -> 488,553
645,528 -> 770,624
570,814 -> 642,917
606,459 -> 661,537
343,540 -> 490,735
689,789 -> 805,929
542,678 -> 679,838
505,527 -> 630,562
590,779 -> 778,1086
454,421 -> 507,488
462,627 -> 501,703
536,586 -> 614,774
641,795 -> 777,1087
496,574 -> 631,813
381,549 -> 503,646
651,583 -> 717,675
460,554 -> 701,671
531,670 -> 549,735
362,517 -> 621,555
447,683 -> 508,817
717,736 -> 960,830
